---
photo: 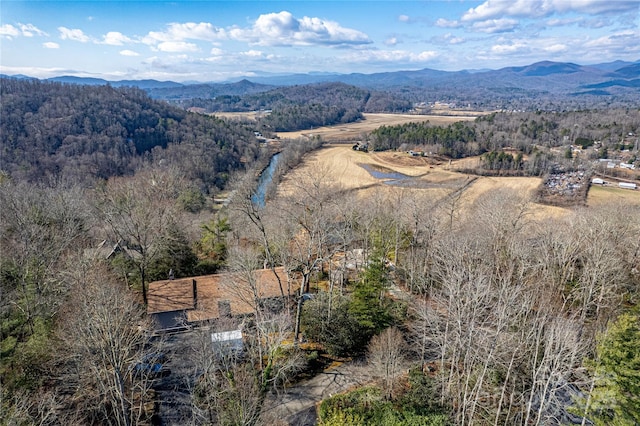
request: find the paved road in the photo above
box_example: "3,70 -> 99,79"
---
262,359 -> 374,426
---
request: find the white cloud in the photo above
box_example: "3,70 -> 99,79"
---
1,23 -> 47,39
573,30 -> 640,63
156,41 -> 199,53
143,22 -> 225,45
552,0 -> 639,14
210,47 -> 225,56
398,15 -> 411,22
101,31 -> 132,45
414,51 -> 439,61
584,30 -> 638,49
462,0 -> 638,22
58,27 -> 90,42
543,43 -> 567,53
241,50 -> 264,57
462,0 -> 545,21
385,37 -> 398,46
435,18 -> 461,28
472,18 -> 518,33
491,42 -> 528,54
19,24 -> 47,37
119,49 -> 139,56
444,34 -> 465,45
344,49 -> 438,64
546,17 -> 583,27
0,65 -> 94,79
229,11 -> 371,46
43,42 -> 60,49
579,17 -> 613,29
0,24 -> 20,38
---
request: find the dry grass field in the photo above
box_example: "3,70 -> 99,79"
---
587,184 -> 640,206
277,144 -> 567,219
255,113 -> 637,218
213,112 -> 482,141
277,113 -> 480,141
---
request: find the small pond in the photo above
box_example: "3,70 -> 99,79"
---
360,163 -> 412,184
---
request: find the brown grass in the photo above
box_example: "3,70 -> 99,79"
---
277,113 -> 480,141
213,112 -> 483,141
587,184 -> 640,206
277,145 -> 568,219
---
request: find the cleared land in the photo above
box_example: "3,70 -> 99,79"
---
277,113 -> 480,141
277,144 -> 567,219
214,112 -> 482,141
587,184 -> 640,206
266,114 -> 637,217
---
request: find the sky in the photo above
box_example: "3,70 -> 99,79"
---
1,0 -> 638,82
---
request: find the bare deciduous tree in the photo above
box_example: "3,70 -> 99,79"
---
95,166 -> 183,304
58,260 -> 160,426
368,326 -> 407,400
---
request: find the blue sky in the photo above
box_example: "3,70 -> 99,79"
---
1,0 -> 638,82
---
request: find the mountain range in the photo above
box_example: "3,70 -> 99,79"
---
3,60 -> 638,109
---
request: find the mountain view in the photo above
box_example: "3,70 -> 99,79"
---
1,1 -> 639,425
6,59 -> 638,111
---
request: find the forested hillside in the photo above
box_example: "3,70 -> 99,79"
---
0,78 -> 261,189
174,82 -> 412,131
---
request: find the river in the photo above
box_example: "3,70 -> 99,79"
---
252,153 -> 281,208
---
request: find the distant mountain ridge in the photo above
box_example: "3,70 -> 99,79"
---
3,59 -> 638,110
46,76 -> 185,89
3,59 -> 636,90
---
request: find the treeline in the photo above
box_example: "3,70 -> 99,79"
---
474,109 -> 640,150
368,109 -> 640,161
369,121 -> 476,157
176,82 -> 412,131
480,150 -> 524,171
0,78 -> 261,190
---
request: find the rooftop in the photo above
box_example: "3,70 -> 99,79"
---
147,267 -> 293,323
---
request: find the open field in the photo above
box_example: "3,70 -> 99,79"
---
587,184 -> 640,206
277,144 -> 567,219
277,113 -> 481,141
212,111 -> 267,121
214,112 -> 482,141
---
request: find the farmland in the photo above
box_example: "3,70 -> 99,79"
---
587,183 -> 640,206
277,144 -> 568,219
214,112 -> 481,141
278,113 -> 481,140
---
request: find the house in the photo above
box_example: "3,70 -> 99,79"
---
84,239 -> 140,262
211,329 -> 244,355
147,267 -> 293,330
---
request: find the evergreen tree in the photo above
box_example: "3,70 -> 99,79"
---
349,246 -> 392,340
581,313 -> 640,425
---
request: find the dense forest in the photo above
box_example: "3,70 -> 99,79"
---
1,76 -> 639,425
0,78 -> 262,190
174,82 -> 412,131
